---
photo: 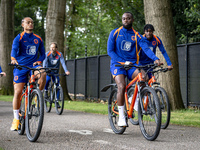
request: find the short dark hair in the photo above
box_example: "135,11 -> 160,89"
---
50,42 -> 58,48
123,12 -> 133,19
144,24 -> 155,32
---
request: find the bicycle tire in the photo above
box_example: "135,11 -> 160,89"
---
54,86 -> 64,115
155,87 -> 170,129
127,87 -> 139,125
108,88 -> 126,134
138,86 -> 161,141
26,88 -> 44,142
18,94 -> 25,135
44,88 -> 52,113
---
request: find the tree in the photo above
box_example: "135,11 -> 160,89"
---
45,0 -> 70,99
143,0 -> 185,110
0,0 -> 15,95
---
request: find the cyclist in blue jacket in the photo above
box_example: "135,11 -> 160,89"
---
10,17 -> 46,131
0,66 -> 6,77
43,42 -> 70,105
107,12 -> 162,127
139,24 -> 173,79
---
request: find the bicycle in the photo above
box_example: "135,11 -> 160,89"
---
44,73 -> 66,115
9,64 -> 47,142
148,66 -> 171,129
101,63 -> 161,141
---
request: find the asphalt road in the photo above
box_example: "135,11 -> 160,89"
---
0,101 -> 200,150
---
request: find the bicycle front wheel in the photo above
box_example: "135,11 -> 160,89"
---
54,86 -> 64,115
138,87 -> 161,141
156,87 -> 170,129
18,94 -> 25,135
108,89 -> 126,134
26,89 -> 44,142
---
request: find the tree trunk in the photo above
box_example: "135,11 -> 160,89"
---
143,0 -> 184,110
46,0 -> 71,99
0,0 -> 15,95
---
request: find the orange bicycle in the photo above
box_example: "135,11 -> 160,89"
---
101,63 -> 161,141
148,66 -> 170,129
9,64 -> 49,142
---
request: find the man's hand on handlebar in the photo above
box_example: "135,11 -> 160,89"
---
11,59 -> 18,65
154,59 -> 163,66
167,65 -> 173,71
65,71 -> 70,75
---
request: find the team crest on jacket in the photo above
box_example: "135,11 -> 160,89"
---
34,39 -> 38,44
121,40 -> 132,51
55,56 -> 59,59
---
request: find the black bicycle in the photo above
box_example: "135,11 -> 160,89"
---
44,73 -> 67,115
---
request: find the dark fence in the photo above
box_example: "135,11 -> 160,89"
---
66,42 -> 200,107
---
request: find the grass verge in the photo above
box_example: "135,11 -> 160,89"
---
1,95 -> 199,128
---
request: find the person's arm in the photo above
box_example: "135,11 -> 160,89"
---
34,38 -> 45,66
11,36 -> 20,64
107,30 -> 126,62
60,52 -> 68,73
157,37 -> 172,66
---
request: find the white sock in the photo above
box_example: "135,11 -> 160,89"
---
13,110 -> 19,120
118,105 -> 125,120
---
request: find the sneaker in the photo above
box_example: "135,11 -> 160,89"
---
44,91 -> 48,99
56,102 -> 61,108
118,118 -> 127,127
128,95 -> 133,104
10,118 -> 19,131
134,98 -> 139,111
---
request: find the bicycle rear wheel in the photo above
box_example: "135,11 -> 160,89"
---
155,87 -> 170,129
26,89 -> 44,142
127,87 -> 139,125
108,89 -> 126,134
138,87 -> 161,141
18,94 -> 25,135
54,86 -> 64,115
44,88 -> 52,113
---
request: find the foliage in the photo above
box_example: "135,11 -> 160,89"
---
65,0 -> 144,59
14,0 -> 48,41
171,0 -> 200,44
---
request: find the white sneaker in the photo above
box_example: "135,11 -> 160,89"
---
134,97 -> 139,111
118,118 -> 127,127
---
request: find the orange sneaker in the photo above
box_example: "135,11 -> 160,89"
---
10,118 -> 19,131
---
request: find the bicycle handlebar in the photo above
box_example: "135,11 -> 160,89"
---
48,73 -> 68,77
115,63 -> 158,70
149,67 -> 169,74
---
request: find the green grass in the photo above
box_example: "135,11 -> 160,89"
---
1,95 -> 200,128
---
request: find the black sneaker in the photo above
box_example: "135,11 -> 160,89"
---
56,102 -> 61,108
44,91 -> 48,99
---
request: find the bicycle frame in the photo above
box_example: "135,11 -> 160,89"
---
112,71 -> 148,118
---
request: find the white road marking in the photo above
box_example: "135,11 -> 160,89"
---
68,130 -> 92,135
93,140 -> 111,145
103,128 -> 115,134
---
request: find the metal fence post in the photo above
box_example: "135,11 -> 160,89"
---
85,45 -> 88,99
74,59 -> 76,100
186,31 -> 189,108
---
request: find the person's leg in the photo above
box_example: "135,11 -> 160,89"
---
115,74 -> 127,126
33,66 -> 46,90
44,75 -> 51,98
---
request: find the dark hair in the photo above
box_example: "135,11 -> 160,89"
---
143,24 -> 155,32
123,12 -> 133,19
50,42 -> 58,48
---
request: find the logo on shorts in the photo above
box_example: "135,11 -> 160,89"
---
14,76 -> 18,81
121,40 -> 132,51
114,69 -> 117,74
34,39 -> 38,44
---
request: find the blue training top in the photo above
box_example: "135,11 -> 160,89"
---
107,26 -> 159,66
11,32 -> 45,67
43,51 -> 68,74
139,35 -> 172,66
0,66 -> 2,73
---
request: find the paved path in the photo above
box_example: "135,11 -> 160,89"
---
0,101 -> 200,150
